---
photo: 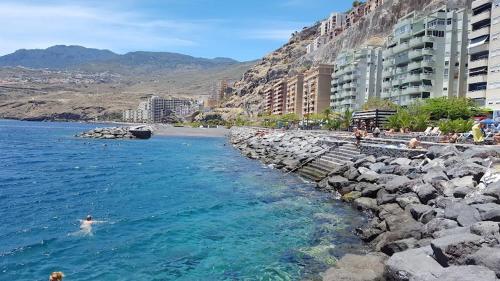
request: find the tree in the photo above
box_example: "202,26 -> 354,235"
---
341,108 -> 354,130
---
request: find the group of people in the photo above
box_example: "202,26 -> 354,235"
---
471,121 -> 500,145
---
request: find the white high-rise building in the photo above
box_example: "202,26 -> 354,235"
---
331,46 -> 383,112
381,6 -> 468,106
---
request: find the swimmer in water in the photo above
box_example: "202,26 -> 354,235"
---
78,215 -> 106,235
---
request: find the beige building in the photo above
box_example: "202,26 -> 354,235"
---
468,0 -> 500,113
286,74 -> 304,116
303,64 -> 334,116
272,80 -> 287,115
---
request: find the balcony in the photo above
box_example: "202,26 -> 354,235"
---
409,36 -> 434,47
401,85 -> 432,95
467,89 -> 487,99
470,26 -> 491,40
468,74 -> 488,84
472,10 -> 491,24
383,48 -> 394,57
393,42 -> 411,54
469,58 -> 489,69
472,0 -> 492,10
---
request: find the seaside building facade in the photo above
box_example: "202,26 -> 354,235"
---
331,46 -> 383,112
303,64 -> 334,116
264,86 -> 274,114
123,96 -> 198,123
381,6 -> 468,106
286,74 -> 304,116
272,80 -> 287,115
467,0 -> 500,112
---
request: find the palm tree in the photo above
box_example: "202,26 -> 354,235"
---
342,108 -> 353,130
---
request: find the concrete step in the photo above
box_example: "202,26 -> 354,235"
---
298,166 -> 327,181
315,158 -> 342,168
335,150 -> 358,159
308,161 -> 334,173
321,155 -> 347,165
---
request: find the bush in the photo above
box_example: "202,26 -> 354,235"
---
438,119 -> 474,134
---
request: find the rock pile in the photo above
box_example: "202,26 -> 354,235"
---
230,127 -> 500,281
77,127 -> 136,139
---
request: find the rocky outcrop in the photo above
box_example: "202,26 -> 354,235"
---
77,127 -> 137,139
230,127 -> 500,280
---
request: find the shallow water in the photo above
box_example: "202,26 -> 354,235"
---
0,120 -> 365,281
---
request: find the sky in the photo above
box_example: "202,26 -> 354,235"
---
0,0 -> 353,61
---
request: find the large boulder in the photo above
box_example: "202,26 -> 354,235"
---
426,145 -> 460,159
433,265 -> 497,281
361,184 -> 382,198
466,246 -> 500,278
353,197 -> 379,213
323,253 -> 387,281
376,189 -> 397,205
395,193 -> 421,209
357,168 -> 380,183
484,181 -> 500,200
380,237 -> 418,256
470,221 -> 500,237
327,175 -> 350,190
446,162 -> 487,182
474,203 -> 500,221
384,246 -> 444,281
414,183 -> 438,204
390,158 -> 412,166
423,218 -> 459,238
369,162 -> 386,173
430,233 -> 484,266
423,170 -> 449,184
444,202 -> 482,226
344,166 -> 361,181
382,176 -> 413,193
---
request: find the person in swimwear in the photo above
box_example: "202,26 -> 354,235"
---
79,215 -> 105,234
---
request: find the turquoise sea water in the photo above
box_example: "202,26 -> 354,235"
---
0,120 -> 365,281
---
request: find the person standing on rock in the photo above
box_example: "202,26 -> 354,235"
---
354,128 -> 363,148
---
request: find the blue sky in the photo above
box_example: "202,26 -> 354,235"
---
0,0 -> 353,61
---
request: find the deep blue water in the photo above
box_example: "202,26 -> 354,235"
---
0,120 -> 365,281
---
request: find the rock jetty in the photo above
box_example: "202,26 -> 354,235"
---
77,127 -> 136,139
230,127 -> 500,281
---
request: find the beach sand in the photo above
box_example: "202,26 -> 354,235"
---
152,124 -> 229,137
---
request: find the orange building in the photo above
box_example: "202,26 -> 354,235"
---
272,79 -> 287,115
302,64 -> 334,116
286,74 -> 304,117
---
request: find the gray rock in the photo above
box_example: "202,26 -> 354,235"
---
390,158 -> 412,166
423,170 -> 448,184
377,189 -> 397,205
344,166 -> 360,181
379,204 -> 423,239
484,181 -> 500,200
408,204 -> 433,221
384,246 -> 443,281
430,233 -> 484,266
382,175 -> 412,193
423,218 -> 459,237
415,183 -> 438,204
357,169 -> 380,183
323,253 -> 387,281
444,202 -> 482,226
433,265 -> 498,281
328,164 -> 350,176
426,145 -> 460,159
432,226 -> 470,239
396,193 -> 421,209
464,194 -> 498,205
446,162 -> 487,182
327,175 -> 350,189
360,184 -> 382,198
380,237 -> 417,256
356,219 -> 386,242
470,221 -> 500,237
466,246 -> 500,278
353,197 -> 378,212
369,162 -> 386,173
474,203 -> 500,221
354,155 -> 376,168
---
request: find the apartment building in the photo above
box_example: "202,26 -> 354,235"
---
365,0 -> 384,13
346,3 -> 366,28
331,46 -> 383,112
286,74 -> 304,116
320,12 -> 347,39
303,64 -> 334,116
264,86 -> 274,114
381,7 -> 468,106
272,80 -> 287,115
467,0 -> 500,111
123,96 -> 197,123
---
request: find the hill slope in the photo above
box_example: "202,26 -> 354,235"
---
225,0 -> 469,116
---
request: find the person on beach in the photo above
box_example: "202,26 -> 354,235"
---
49,272 -> 64,281
354,128 -> 363,148
472,122 -> 486,144
408,136 -> 421,149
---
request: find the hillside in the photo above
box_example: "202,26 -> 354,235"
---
225,0 -> 470,116
0,45 -> 254,121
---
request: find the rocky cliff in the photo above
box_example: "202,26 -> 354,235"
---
225,0 -> 470,116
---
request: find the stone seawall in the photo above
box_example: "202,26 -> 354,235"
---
230,127 -> 500,281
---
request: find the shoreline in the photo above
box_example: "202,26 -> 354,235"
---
151,124 -> 229,138
229,127 -> 500,281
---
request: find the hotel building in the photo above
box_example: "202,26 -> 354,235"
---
286,74 -> 304,116
331,46 -> 383,112
263,86 -> 274,114
468,0 -> 500,111
303,64 -> 334,116
381,6 -> 468,106
272,79 -> 287,115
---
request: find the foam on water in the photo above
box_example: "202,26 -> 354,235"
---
0,120 -> 365,280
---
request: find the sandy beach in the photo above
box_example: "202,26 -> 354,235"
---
152,124 -> 229,137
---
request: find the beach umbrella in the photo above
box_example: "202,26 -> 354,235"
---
481,119 -> 496,125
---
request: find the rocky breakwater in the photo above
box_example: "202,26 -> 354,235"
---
229,127 -> 331,171
230,127 -> 500,281
77,127 -> 136,139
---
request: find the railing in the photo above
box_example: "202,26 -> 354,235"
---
285,144 -> 337,175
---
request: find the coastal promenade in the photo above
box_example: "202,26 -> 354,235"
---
230,127 -> 500,281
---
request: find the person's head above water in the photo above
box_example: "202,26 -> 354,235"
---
86,215 -> 92,221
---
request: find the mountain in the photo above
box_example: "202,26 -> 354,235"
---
0,45 -> 119,69
0,45 -> 240,73
224,0 -> 469,117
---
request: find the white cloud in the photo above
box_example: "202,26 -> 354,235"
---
0,2 -> 203,55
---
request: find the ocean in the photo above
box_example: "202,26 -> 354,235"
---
0,120 -> 365,281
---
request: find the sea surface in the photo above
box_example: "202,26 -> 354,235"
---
0,120 -> 365,281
